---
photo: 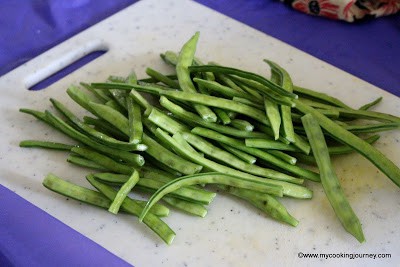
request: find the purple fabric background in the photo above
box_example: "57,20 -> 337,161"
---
0,1 -> 399,266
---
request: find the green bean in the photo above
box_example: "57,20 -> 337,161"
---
80,82 -> 112,103
161,196 -> 207,217
265,60 -> 296,143
252,121 -> 290,144
67,154 -> 109,171
105,99 -> 126,115
188,65 -> 298,99
191,127 -> 320,182
301,113 -> 365,243
159,96 -> 268,138
50,98 -> 143,151
160,50 -> 179,66
19,140 -> 74,151
160,91 -> 270,126
335,108 -> 400,123
268,150 -> 297,165
66,85 -> 99,115
180,131 -> 303,184
232,97 -> 264,110
19,108 -> 47,122
108,170 -> 139,214
294,100 -> 400,188
71,147 -> 134,175
176,32 -> 217,122
146,67 -> 180,88
214,73 -> 246,93
44,110 -> 144,166
172,133 -> 204,158
43,173 -> 112,208
139,75 -> 179,84
83,116 -> 129,141
221,185 -> 298,226
140,166 -> 176,182
109,89 -> 128,111
245,138 -> 300,152
144,155 -> 182,177
293,85 -> 352,109
147,108 -> 190,135
86,175 -> 176,244
142,133 -> 203,175
88,102 -> 130,135
154,129 -> 311,198
107,75 -> 126,83
342,122 -> 400,134
193,77 -> 254,101
359,97 -> 382,111
292,109 -> 340,121
127,97 -> 143,144
230,119 -> 254,132
219,143 -> 257,164
214,108 -> 231,125
264,97 -> 281,140
328,134 -> 381,155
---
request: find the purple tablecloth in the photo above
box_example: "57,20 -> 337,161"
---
1,1 -> 399,266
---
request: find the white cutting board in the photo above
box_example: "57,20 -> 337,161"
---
1,0 -> 399,266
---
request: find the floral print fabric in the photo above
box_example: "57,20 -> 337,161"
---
284,0 -> 400,22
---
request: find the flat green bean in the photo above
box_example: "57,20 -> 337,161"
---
301,113 -> 365,243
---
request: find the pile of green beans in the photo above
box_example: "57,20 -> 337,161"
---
19,32 -> 400,244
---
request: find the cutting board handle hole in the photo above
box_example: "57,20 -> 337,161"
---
26,44 -> 108,91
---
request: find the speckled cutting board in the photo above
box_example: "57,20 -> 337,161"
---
1,0 -> 399,266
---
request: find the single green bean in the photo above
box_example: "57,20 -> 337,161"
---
219,143 -> 257,164
359,97 -> 382,111
221,185 -> 298,226
230,119 -> 254,132
245,138 -> 300,152
293,85 -> 352,109
127,97 -> 143,144
108,170 -> 139,214
176,32 -> 217,122
19,140 -> 74,151
161,196 -> 207,217
146,67 -> 180,88
147,107 -> 190,135
301,113 -> 365,243
67,154 -> 109,171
